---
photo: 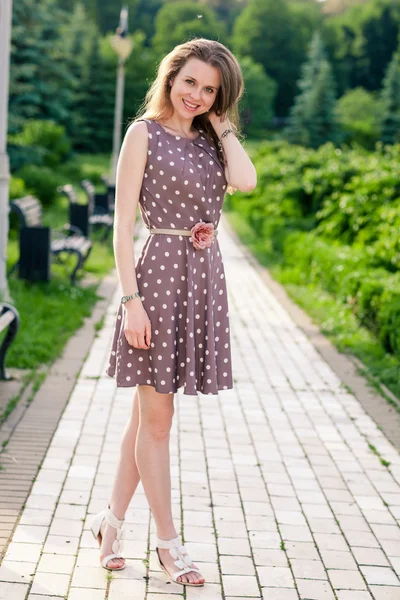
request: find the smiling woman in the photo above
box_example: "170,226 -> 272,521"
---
91,37 -> 257,588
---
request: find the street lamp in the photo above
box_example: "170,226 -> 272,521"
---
109,6 -> 133,189
0,0 -> 13,299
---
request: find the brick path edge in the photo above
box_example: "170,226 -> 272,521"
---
0,271 -> 119,557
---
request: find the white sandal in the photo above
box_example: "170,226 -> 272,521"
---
90,504 -> 126,571
156,535 -> 204,587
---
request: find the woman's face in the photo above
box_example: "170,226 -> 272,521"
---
169,57 -> 221,119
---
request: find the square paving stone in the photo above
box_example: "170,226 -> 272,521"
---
220,555 -> 256,576
290,558 -> 327,580
360,565 -> 400,586
68,590 -> 106,600
218,537 -> 252,556
71,566 -> 108,589
222,574 -> 260,597
0,582 -> 29,600
5,543 -> 42,563
186,582 -> 223,599
319,550 -> 358,571
108,578 -> 147,599
30,573 -> 70,597
253,549 -> 289,568
352,547 -> 390,567
336,592 -> 373,600
257,566 -> 294,588
37,553 -> 75,575
262,590 -> 298,600
328,568 -> 367,590
285,541 -> 320,561
296,579 -> 336,599
369,587 -> 400,600
0,561 -> 36,584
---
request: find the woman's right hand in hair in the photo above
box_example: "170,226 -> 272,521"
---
123,302 -> 152,349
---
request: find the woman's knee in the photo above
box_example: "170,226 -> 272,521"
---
138,386 -> 174,441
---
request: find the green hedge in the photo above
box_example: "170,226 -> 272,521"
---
228,140 -> 400,360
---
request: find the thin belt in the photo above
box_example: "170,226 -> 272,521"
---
148,227 -> 218,237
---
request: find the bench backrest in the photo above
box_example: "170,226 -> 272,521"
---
58,184 -> 79,205
81,180 -> 95,213
10,196 -> 43,227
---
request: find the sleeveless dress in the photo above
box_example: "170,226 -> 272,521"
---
106,118 -> 233,396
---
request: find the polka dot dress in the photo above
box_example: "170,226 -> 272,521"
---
106,118 -> 233,396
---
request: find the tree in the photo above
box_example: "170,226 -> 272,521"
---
323,0 -> 400,94
9,0 -> 73,135
76,33 -> 116,152
152,2 -> 227,56
238,57 -> 277,137
285,32 -> 340,147
306,59 -> 340,148
58,2 -> 98,146
231,0 -> 321,116
336,87 -> 383,148
380,49 -> 400,145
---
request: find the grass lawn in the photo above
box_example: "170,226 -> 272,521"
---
4,153 -> 116,387
225,210 -> 400,409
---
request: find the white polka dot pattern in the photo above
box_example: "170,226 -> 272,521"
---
106,119 -> 233,396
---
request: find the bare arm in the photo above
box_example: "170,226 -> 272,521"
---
113,120 -> 151,349
209,113 -> 257,193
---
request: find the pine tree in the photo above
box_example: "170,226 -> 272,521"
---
77,33 -> 115,152
306,60 -> 340,148
380,49 -> 400,145
285,32 -> 339,147
59,2 -> 98,147
9,0 -> 73,134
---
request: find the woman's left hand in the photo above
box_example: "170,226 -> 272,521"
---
206,110 -> 232,137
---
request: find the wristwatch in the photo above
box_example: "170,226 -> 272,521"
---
121,292 -> 141,304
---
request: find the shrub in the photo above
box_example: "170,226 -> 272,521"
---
336,87 -> 383,149
9,176 -> 27,200
8,119 -> 72,169
230,139 -> 400,360
16,165 -> 63,205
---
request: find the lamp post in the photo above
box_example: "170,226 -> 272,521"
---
109,6 -> 133,188
0,0 -> 13,299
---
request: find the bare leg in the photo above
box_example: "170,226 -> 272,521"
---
99,387 -> 141,568
135,384 -> 204,585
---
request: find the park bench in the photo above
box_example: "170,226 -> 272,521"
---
9,195 -> 92,284
81,178 -> 112,215
100,174 -> 116,212
0,303 -> 19,380
59,183 -> 113,241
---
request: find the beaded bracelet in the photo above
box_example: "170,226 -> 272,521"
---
217,128 -> 233,149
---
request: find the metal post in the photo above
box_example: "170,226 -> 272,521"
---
109,6 -> 133,187
110,58 -> 126,186
0,0 -> 12,300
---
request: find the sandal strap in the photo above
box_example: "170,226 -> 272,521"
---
173,567 -> 202,582
102,552 -> 123,568
156,535 -> 195,572
156,535 -> 181,550
104,505 -> 124,530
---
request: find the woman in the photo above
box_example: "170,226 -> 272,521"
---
90,37 -> 257,587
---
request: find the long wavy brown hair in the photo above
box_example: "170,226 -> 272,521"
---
131,37 -> 244,169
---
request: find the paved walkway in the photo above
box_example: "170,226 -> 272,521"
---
1,215 -> 400,600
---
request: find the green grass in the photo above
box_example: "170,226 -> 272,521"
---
6,277 -> 99,370
5,153 -> 116,372
225,210 -> 400,403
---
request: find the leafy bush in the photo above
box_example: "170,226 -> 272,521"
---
8,119 -> 72,169
16,165 -> 64,205
9,176 -> 28,200
336,88 -> 383,149
230,139 -> 400,360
